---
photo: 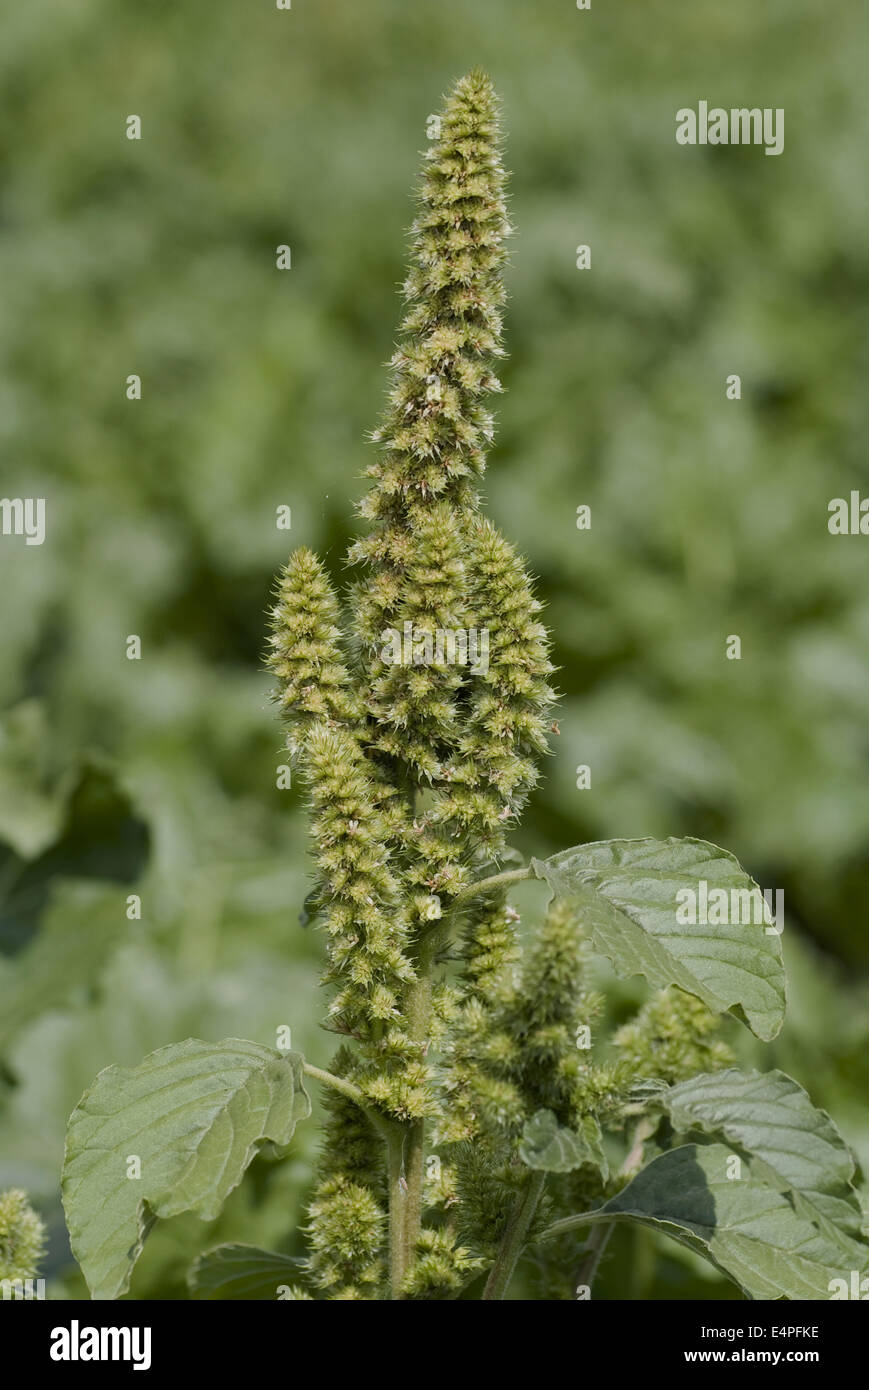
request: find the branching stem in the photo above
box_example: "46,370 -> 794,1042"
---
482,1171 -> 547,1300
575,1222 -> 612,1292
302,1062 -> 397,1142
387,1127 -> 409,1296
451,865 -> 534,904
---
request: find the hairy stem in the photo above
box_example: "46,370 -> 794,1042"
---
302,1061 -> 396,1142
452,865 -> 534,904
569,1118 -> 652,1294
541,1210 -> 609,1242
393,928 -> 443,1289
482,1171 -> 547,1300
387,1127 -> 409,1297
575,1222 -> 612,1293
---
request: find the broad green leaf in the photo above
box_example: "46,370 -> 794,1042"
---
62,1038 -> 311,1299
665,1069 -> 863,1242
519,1109 -> 608,1177
532,837 -> 785,1040
549,1144 -> 869,1300
0,881 -> 127,1054
188,1243 -> 307,1300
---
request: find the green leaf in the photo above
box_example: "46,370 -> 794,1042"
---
664,1069 -> 863,1243
62,1037 -> 311,1300
519,1109 -> 608,1177
532,837 -> 785,1040
547,1143 -> 869,1300
188,1243 -> 307,1300
602,1144 -> 869,1299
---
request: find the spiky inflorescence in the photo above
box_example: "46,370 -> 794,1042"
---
0,1189 -> 45,1283
443,896 -> 644,1271
304,723 -> 414,1033
346,71 -> 541,918
365,502 -> 468,786
461,891 -> 521,1006
449,898 -> 612,1141
613,986 -> 735,1085
499,897 -> 607,1126
267,548 -> 358,740
268,71 -> 560,1298
305,1046 -> 388,1300
267,548 -> 411,856
348,67 -> 510,642
306,1179 -> 385,1300
400,1228 -> 483,1300
445,521 -> 556,851
436,891 -> 521,1145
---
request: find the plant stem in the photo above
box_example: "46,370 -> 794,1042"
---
385,1127 -> 411,1297
451,865 -> 534,904
575,1222 -> 612,1293
392,928 -> 442,1290
482,1171 -> 547,1300
302,1061 -> 366,1106
570,1122 -> 651,1295
541,1210 -> 608,1242
302,1061 -> 396,1142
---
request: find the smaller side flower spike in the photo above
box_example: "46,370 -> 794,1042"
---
305,1045 -> 388,1300
266,547 -> 359,738
306,1178 -> 385,1300
613,986 -> 735,1085
304,722 -> 415,1034
268,547 -> 411,848
442,519 -> 557,853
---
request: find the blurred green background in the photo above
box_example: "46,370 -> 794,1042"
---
1,0 -> 867,1299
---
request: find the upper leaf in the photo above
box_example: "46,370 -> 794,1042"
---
532,837 -> 785,1040
62,1038 -> 310,1299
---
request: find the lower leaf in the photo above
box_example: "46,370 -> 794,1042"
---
189,1243 -> 308,1300
547,1143 -> 869,1300
62,1037 -> 310,1299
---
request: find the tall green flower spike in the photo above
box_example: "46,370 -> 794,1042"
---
446,519 -> 556,850
267,548 -> 357,739
349,67 -> 510,627
304,723 -> 414,1031
266,69 -> 561,1298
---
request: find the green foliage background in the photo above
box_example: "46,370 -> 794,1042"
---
1,0 -> 867,1298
